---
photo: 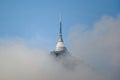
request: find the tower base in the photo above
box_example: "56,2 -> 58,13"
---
50,50 -> 69,57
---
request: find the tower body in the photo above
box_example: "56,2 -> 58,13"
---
50,16 -> 68,57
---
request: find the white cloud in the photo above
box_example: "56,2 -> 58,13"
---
0,38 -> 109,80
0,14 -> 120,80
69,14 -> 120,80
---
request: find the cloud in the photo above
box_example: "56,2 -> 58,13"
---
0,38 -> 109,80
0,14 -> 120,80
69,14 -> 120,80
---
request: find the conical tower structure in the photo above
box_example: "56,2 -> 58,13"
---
50,16 -> 68,57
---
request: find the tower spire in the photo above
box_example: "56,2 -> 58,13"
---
60,15 -> 62,35
55,15 -> 66,51
58,15 -> 63,42
50,15 -> 68,57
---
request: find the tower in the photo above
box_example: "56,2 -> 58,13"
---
50,16 -> 68,57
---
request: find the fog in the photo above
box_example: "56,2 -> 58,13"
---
69,14 -> 120,80
0,38 -> 108,80
0,14 -> 120,80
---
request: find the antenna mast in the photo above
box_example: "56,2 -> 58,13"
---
60,15 -> 62,36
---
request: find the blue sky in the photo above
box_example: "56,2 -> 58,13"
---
0,0 -> 120,50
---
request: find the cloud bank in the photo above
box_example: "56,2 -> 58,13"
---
69,14 -> 120,80
0,38 -> 109,80
0,14 -> 120,80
